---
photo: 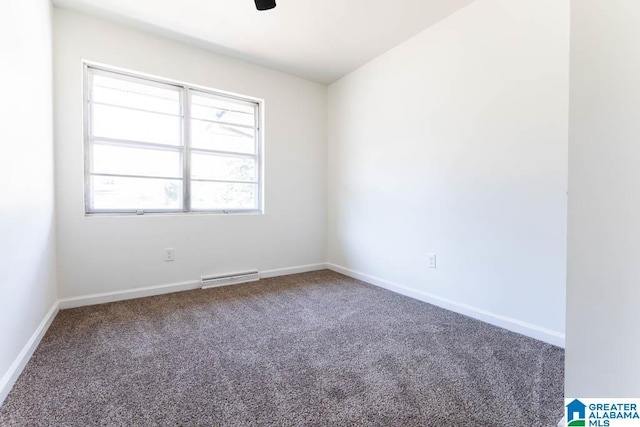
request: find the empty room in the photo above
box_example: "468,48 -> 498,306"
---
1,0 -> 638,426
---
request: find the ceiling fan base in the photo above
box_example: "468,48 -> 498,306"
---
255,0 -> 276,10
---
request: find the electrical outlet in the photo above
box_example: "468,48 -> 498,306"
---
428,253 -> 437,269
165,248 -> 175,262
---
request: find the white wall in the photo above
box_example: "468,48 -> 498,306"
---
327,0 -> 569,343
0,0 -> 58,401
566,0 -> 640,397
53,8 -> 327,299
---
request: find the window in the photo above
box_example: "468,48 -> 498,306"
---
84,64 -> 262,214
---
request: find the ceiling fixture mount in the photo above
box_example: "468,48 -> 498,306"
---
254,0 -> 276,11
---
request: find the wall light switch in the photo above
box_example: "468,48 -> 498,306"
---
165,248 -> 175,262
428,253 -> 437,269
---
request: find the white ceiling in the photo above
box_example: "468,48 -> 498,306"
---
52,0 -> 477,84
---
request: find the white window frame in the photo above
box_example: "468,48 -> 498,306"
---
83,62 -> 263,215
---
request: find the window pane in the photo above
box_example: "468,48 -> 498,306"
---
191,93 -> 255,127
191,120 -> 255,154
191,153 -> 256,182
191,182 -> 257,210
91,176 -> 182,210
92,74 -> 180,115
93,144 -> 182,178
92,104 -> 181,146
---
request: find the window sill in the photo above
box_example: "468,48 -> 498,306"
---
84,210 -> 264,217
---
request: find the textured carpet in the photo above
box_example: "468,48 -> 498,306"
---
0,270 -> 564,426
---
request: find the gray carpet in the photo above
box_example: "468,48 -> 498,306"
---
0,270 -> 564,426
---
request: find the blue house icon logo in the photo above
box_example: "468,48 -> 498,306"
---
566,399 -> 587,426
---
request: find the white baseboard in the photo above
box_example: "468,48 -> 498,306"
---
0,301 -> 59,406
58,263 -> 329,310
260,263 -> 327,279
327,263 -> 565,348
558,416 -> 565,427
58,279 -> 202,309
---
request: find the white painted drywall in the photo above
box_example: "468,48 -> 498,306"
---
566,0 -> 640,397
0,0 -> 58,398
53,8 -> 327,299
327,0 -> 569,339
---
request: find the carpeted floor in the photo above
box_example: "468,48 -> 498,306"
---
0,270 -> 564,426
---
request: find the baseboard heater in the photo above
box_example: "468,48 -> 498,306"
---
201,270 -> 260,289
